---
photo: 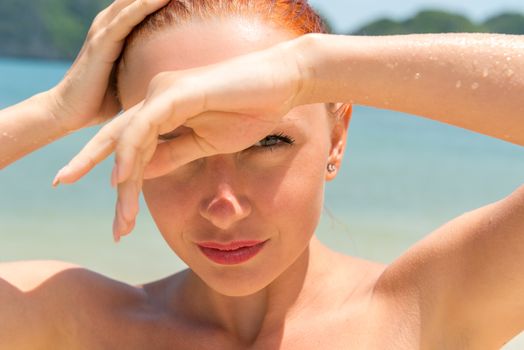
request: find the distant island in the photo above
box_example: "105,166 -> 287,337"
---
0,0 -> 523,60
353,10 -> 524,36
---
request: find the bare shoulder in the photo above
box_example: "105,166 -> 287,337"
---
0,259 -> 143,300
374,185 -> 524,348
0,260 -> 145,350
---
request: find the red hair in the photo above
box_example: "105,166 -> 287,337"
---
116,0 -> 351,119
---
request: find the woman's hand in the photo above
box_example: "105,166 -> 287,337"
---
44,0 -> 171,132
52,38 -> 309,242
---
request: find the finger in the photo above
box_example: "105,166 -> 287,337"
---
115,125 -> 158,237
53,103 -> 142,186
113,147 -> 152,240
114,96 -> 176,185
104,0 -> 172,43
53,134 -> 115,187
94,0 -> 162,28
113,166 -> 141,240
106,0 -> 136,18
143,132 -> 214,179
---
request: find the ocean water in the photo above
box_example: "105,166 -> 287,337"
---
0,58 -> 522,348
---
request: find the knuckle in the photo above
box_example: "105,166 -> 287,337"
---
85,154 -> 98,168
138,0 -> 154,10
91,11 -> 106,27
117,6 -> 133,21
87,31 -> 105,51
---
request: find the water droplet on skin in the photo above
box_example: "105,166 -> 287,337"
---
471,82 -> 479,90
414,73 -> 421,80
1,132 -> 14,140
506,57 -> 512,62
386,62 -> 398,69
506,69 -> 514,77
456,80 -> 462,88
482,68 -> 489,78
495,61 -> 500,65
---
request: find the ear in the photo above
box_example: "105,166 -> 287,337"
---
326,104 -> 352,181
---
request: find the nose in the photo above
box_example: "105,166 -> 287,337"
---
199,183 -> 252,230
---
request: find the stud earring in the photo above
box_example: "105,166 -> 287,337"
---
327,163 -> 337,173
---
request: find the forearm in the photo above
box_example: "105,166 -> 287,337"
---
0,92 -> 70,170
298,33 -> 524,146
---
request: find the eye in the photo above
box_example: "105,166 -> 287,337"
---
252,133 -> 295,151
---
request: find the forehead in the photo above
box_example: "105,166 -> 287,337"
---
119,18 -> 298,108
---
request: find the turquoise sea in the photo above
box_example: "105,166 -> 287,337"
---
0,58 -> 522,348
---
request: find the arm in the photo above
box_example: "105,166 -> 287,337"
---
0,0 -> 172,171
299,33 -> 524,345
0,93 -> 70,170
0,1 -> 173,346
299,33 -> 524,146
376,185 -> 524,347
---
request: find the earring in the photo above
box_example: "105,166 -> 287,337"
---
327,163 -> 337,173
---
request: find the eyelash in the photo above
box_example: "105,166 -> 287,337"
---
252,132 -> 296,152
158,132 -> 296,151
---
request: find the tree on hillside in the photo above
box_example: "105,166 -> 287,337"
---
0,3 -> 522,60
0,0 -> 109,59
484,13 -> 524,34
352,9 -> 524,36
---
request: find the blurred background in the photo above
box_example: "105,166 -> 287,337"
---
1,0 -> 523,348
0,0 -> 523,59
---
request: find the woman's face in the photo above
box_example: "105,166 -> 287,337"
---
118,18 -> 348,296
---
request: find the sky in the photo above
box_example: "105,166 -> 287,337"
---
309,0 -> 524,33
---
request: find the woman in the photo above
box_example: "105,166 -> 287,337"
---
1,0 -> 523,348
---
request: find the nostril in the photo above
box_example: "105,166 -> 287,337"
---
206,197 -> 239,216
199,194 -> 251,229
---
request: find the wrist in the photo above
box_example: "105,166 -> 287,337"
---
37,88 -> 78,134
283,33 -> 322,106
287,33 -> 355,106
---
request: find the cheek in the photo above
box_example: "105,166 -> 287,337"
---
255,147 -> 328,246
142,177 -> 199,242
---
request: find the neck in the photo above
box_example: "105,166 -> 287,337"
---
178,235 -> 338,345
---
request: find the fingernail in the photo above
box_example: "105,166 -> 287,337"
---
52,166 -> 69,187
119,216 -> 130,237
113,216 -> 120,243
52,175 -> 61,188
121,198 -> 135,223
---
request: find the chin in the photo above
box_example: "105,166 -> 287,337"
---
199,268 -> 274,297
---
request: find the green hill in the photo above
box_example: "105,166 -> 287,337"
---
0,0 -> 110,60
0,2 -> 522,60
353,9 -> 524,35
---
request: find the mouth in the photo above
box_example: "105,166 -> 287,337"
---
197,240 -> 268,265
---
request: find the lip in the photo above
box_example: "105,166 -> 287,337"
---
197,240 -> 268,265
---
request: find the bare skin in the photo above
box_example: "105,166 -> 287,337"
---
1,3 -> 524,350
